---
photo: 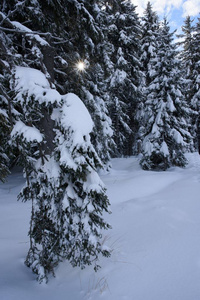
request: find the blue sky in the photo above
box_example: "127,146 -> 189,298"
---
133,0 -> 200,31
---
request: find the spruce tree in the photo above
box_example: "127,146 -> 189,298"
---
0,95 -> 10,181
0,10 -> 22,180
190,16 -> 200,151
102,0 -> 142,156
138,2 -> 160,154
11,67 -> 111,283
58,0 -> 114,168
0,31 -> 10,181
1,1 -> 112,282
177,16 -> 197,151
140,19 -> 191,170
140,2 -> 159,86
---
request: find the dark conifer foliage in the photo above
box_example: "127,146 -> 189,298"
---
0,32 -> 10,181
102,0 -> 143,156
138,2 -> 160,154
62,0 -> 114,168
140,19 -> 191,170
0,11 -> 21,179
177,16 -> 198,151
189,17 -> 200,150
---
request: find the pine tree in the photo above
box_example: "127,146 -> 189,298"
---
0,97 -> 10,181
190,16 -> 200,152
177,16 -> 197,151
11,67 -> 111,283
140,19 -> 191,170
102,0 -> 142,156
0,31 -> 10,181
63,0 -> 114,168
0,10 -> 21,180
0,1 -> 112,282
54,93 -> 111,270
138,2 -> 160,154
140,2 -> 159,86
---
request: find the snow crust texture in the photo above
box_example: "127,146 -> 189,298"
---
1,153 -> 200,300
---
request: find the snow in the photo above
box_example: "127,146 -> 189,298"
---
160,141 -> 169,156
15,67 -> 50,90
15,67 -> 61,104
84,168 -> 105,193
171,128 -> 185,144
110,70 -> 127,86
0,108 -> 8,118
144,139 -> 153,155
11,21 -> 49,46
11,120 -> 43,143
167,94 -> 176,112
38,156 -> 60,181
1,153 -> 200,299
61,93 -> 94,145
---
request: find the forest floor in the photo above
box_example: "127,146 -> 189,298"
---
1,152 -> 200,300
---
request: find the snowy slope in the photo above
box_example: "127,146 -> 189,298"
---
1,153 -> 200,300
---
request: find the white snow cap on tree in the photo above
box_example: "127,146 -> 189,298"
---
11,120 -> 43,143
14,66 -> 61,104
61,93 -> 94,146
15,66 -> 50,89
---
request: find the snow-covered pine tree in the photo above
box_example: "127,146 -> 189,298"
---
0,30 -> 11,181
140,2 -> 159,86
0,0 -> 61,174
1,3 -> 112,280
192,18 -> 200,153
0,9 -> 23,180
190,16 -> 200,107
10,67 -> 61,282
0,91 -> 10,181
177,16 -> 198,151
54,93 -> 111,270
140,19 -> 192,170
11,67 -> 111,283
138,2 -> 160,154
102,0 -> 142,156
188,16 -> 200,152
61,0 -> 114,169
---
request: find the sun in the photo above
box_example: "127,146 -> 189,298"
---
76,61 -> 86,72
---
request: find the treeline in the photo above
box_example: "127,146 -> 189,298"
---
0,0 -> 199,282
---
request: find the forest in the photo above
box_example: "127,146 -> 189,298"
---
0,0 -> 200,284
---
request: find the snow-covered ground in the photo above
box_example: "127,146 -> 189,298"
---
1,153 -> 200,300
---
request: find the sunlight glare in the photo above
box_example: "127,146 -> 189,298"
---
76,61 -> 86,72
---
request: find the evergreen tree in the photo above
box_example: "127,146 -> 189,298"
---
140,19 -> 191,170
58,0 -> 114,168
0,10 -> 22,180
177,16 -> 197,151
1,1 -> 112,282
190,17 -> 200,108
138,2 -> 160,154
11,67 -> 111,283
102,0 -> 142,156
0,96 -> 10,181
140,2 -> 159,86
0,31 -> 10,181
190,16 -> 200,152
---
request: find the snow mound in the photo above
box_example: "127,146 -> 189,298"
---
61,93 -> 94,144
15,67 -> 61,104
